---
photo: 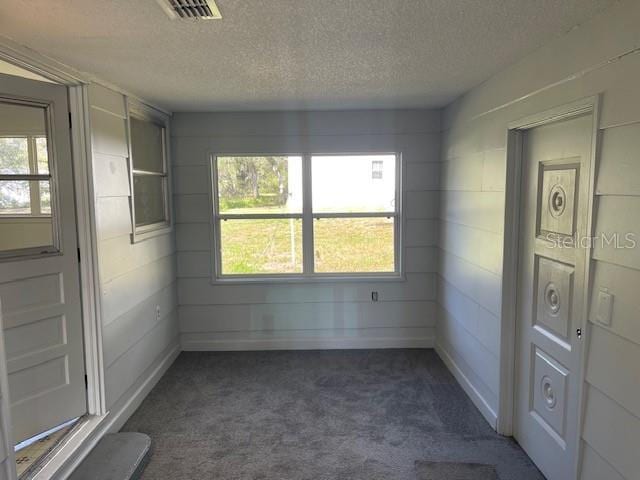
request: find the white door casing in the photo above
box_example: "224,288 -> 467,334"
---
0,73 -> 86,443
514,111 -> 593,480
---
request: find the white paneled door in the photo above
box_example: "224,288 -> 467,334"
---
0,73 -> 86,444
515,112 -> 593,480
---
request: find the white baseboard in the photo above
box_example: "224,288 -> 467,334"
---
181,334 -> 435,351
435,342 -> 498,429
103,342 -> 181,433
50,342 -> 180,479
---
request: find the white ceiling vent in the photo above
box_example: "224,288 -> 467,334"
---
157,0 -> 222,20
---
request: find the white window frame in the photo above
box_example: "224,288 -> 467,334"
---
126,99 -> 172,243
210,152 -> 403,283
0,97 -> 62,260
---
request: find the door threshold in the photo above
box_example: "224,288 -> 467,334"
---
15,418 -> 79,478
24,415 -> 108,480
15,418 -> 79,453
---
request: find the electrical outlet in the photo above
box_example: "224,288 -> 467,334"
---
371,291 -> 378,302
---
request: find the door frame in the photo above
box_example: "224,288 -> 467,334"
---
0,39 -> 107,416
498,95 -> 601,478
0,39 -> 108,478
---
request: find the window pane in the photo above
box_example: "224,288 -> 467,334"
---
220,218 -> 302,275
134,175 -> 166,226
0,180 -> 31,214
0,181 -> 54,252
130,117 -> 164,173
312,155 -> 396,213
217,156 -> 302,214
314,217 -> 395,273
36,137 -> 49,174
0,101 -> 46,175
0,137 -> 29,174
39,180 -> 51,214
0,180 -> 51,216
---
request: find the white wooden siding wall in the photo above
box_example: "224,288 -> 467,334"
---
172,110 -> 440,350
437,0 -> 640,478
88,84 -> 179,410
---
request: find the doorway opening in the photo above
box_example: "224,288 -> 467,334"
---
0,52 -> 105,480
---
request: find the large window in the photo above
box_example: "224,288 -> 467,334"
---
128,106 -> 171,241
212,154 -> 400,279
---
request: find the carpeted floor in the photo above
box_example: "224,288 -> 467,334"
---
122,349 -> 544,479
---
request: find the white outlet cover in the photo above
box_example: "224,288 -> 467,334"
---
595,289 -> 613,326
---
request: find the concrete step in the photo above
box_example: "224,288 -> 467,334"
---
69,433 -> 151,480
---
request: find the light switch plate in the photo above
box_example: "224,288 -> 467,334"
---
595,289 -> 613,326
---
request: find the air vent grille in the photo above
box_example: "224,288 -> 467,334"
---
164,0 -> 222,20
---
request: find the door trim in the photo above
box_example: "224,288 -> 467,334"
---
499,96 -> 601,479
0,35 -> 109,418
68,85 -> 106,417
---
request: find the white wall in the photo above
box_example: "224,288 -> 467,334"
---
87,84 -> 180,413
172,110 -> 440,350
437,1 -> 640,479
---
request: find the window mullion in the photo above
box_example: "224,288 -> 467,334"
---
219,213 -> 303,220
302,154 -> 314,274
132,169 -> 165,176
312,212 -> 397,219
28,137 -> 41,216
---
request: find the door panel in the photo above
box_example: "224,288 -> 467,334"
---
515,113 -> 593,480
0,73 -> 86,443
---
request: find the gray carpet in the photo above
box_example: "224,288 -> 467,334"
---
415,461 -> 498,480
122,349 -> 543,479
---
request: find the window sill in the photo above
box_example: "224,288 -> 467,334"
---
131,222 -> 172,244
0,215 -> 52,221
210,273 -> 405,285
0,247 -> 60,262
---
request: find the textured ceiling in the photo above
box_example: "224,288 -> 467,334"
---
0,0 -> 615,112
